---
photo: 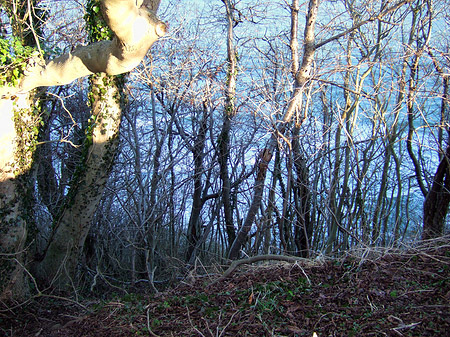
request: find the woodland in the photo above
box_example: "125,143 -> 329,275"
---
0,0 -> 450,335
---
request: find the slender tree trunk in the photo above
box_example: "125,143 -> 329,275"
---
325,33 -> 356,253
405,0 -> 432,198
292,126 -> 311,257
228,0 -> 319,260
218,0 -> 238,248
423,146 -> 450,239
185,109 -> 209,263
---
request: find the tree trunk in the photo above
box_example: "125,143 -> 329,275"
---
228,147 -> 273,259
423,146 -> 450,239
185,108 -> 209,263
405,0 -> 432,199
228,0 -> 319,260
218,0 -> 238,248
292,126 -> 311,257
0,94 -> 39,300
33,74 -> 123,288
0,0 -> 45,301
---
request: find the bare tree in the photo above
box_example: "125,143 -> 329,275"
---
228,0 -> 319,259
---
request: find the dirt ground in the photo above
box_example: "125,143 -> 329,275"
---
2,240 -> 449,337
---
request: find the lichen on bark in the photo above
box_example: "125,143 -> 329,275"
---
0,94 -> 41,300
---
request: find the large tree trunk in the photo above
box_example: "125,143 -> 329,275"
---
0,94 -> 39,300
33,74 -> 123,288
0,0 -> 45,301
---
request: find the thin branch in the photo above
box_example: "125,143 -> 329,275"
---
315,0 -> 412,50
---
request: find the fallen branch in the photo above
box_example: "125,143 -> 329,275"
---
209,254 -> 308,286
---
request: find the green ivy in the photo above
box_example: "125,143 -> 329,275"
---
12,103 -> 44,176
0,37 -> 39,87
85,0 -> 114,42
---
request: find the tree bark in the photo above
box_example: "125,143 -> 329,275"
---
33,74 -> 123,288
185,108 -> 209,263
1,0 -> 166,98
0,94 -> 38,300
228,0 -> 319,260
292,126 -> 311,257
423,146 -> 450,240
218,0 -> 238,248
0,0 -> 45,300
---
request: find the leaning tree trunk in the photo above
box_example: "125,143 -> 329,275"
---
228,0 -> 318,260
33,73 -> 123,289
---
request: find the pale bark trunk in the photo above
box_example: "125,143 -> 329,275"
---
1,0 -> 165,291
0,1 -> 45,300
1,0 -> 165,98
0,94 -> 37,300
33,74 -> 122,288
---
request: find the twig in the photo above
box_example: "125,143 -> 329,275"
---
186,306 -> 207,337
146,307 -> 161,337
293,261 -> 311,286
218,310 -> 239,337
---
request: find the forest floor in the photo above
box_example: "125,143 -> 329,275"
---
2,238 -> 450,337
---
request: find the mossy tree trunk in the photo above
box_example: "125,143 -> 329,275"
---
0,0 -> 44,301
33,74 -> 124,289
0,94 -> 41,300
1,0 -> 166,294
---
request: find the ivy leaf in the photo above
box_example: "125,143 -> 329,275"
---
12,68 -> 19,79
